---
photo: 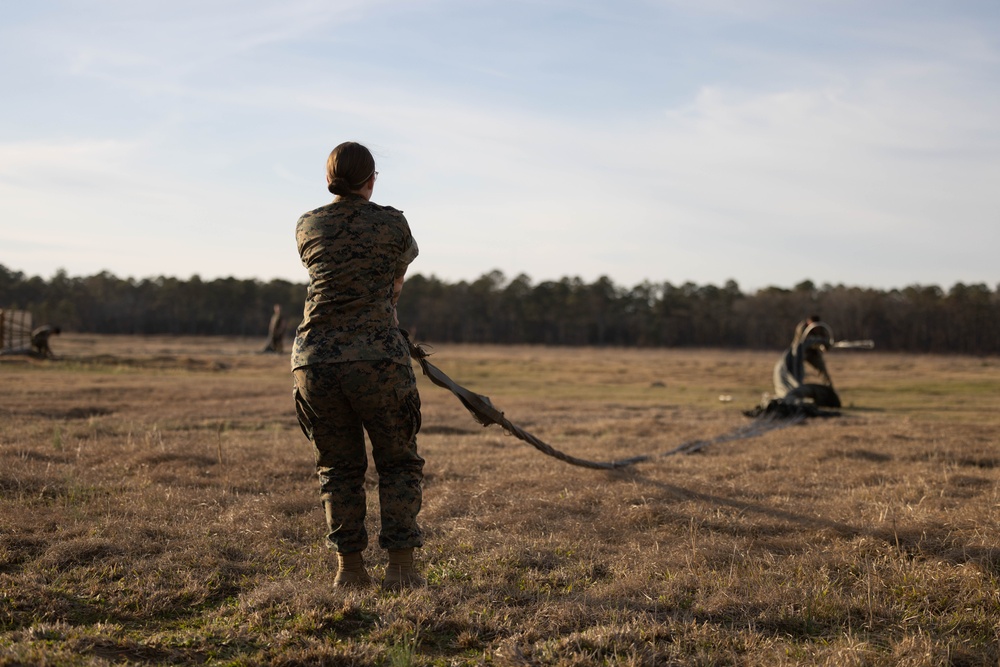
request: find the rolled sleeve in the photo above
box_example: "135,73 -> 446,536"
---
396,233 -> 418,277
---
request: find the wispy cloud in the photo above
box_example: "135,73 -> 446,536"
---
1,1 -> 998,289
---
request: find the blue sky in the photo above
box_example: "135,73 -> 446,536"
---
2,0 -> 998,291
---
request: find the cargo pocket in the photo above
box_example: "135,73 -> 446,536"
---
395,381 -> 422,438
293,385 -> 314,441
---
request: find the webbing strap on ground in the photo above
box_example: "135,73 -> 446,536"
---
407,340 -> 817,470
409,341 -> 645,469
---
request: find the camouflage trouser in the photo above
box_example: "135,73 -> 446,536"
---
293,360 -> 424,553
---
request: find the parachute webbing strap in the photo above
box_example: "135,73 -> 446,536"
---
657,412 -> 807,458
406,338 -> 835,470
407,341 -> 649,470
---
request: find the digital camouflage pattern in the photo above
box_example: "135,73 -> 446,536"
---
291,193 -> 418,370
291,191 -> 423,553
294,360 -> 424,553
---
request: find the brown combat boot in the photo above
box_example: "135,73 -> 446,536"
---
334,551 -> 372,588
382,548 -> 425,590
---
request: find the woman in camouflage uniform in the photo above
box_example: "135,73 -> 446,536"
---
292,141 -> 424,589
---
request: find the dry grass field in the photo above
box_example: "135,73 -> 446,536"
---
1,334 -> 998,666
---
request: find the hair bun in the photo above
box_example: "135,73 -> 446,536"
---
328,176 -> 353,196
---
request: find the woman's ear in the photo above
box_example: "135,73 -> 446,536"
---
360,176 -> 375,200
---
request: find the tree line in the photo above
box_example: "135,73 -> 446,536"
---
2,264 -> 998,354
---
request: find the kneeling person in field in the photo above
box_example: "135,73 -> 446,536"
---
773,316 -> 841,408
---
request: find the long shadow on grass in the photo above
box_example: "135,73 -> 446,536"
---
622,473 -> 1000,575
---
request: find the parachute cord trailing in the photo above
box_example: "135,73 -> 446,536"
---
653,412 -> 807,458
406,336 -> 820,470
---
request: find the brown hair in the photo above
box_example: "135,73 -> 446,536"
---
326,142 -> 376,195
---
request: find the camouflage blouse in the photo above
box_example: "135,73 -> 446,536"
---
291,194 -> 418,370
